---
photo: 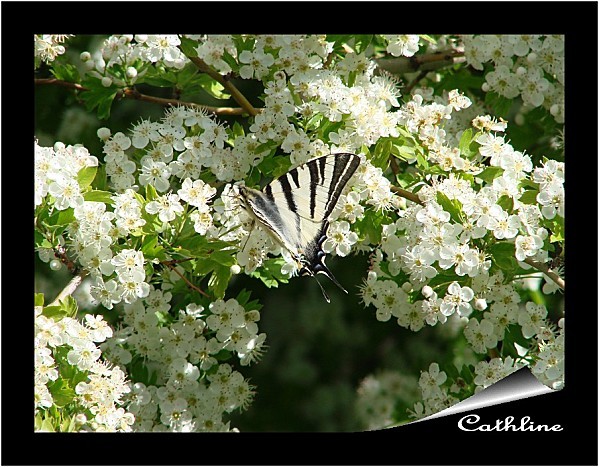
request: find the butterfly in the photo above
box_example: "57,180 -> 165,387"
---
238,153 -> 361,302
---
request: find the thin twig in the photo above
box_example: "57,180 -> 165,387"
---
391,185 -> 423,205
185,55 -> 259,117
162,260 -> 210,298
48,270 -> 89,307
375,48 -> 466,75
523,258 -> 565,291
34,78 -> 246,116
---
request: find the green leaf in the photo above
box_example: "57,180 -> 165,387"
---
130,356 -> 151,385
50,63 -> 80,82
208,263 -> 232,298
209,250 -> 236,268
249,257 -> 290,289
141,235 -> 165,261
35,230 -> 53,249
79,78 -> 119,120
436,192 -> 463,223
489,241 -> 518,272
194,74 -> 230,100
48,208 -> 75,227
83,190 -> 114,205
497,195 -> 514,212
145,184 -> 158,201
372,139 -> 391,169
47,378 -> 76,407
353,35 -> 374,54
519,189 -> 539,205
35,293 -> 45,307
476,166 -> 504,184
484,91 -> 513,118
76,166 -> 97,190
458,128 -> 474,158
179,36 -> 199,58
258,156 -> 292,180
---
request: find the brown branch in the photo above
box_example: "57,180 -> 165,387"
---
48,270 -> 89,307
523,258 -> 565,291
162,260 -> 210,298
34,78 -> 246,116
375,48 -> 465,75
391,185 -> 424,205
186,55 -> 259,117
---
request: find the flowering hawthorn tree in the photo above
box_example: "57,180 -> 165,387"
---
34,34 -> 564,432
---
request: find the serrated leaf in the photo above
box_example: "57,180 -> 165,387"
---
258,156 -> 292,180
249,258 -> 290,289
476,166 -> 504,184
208,263 -> 232,298
436,192 -> 463,223
489,241 -> 518,272
141,235 -> 165,260
35,230 -> 53,249
209,250 -> 236,268
48,378 -> 76,407
79,79 -> 118,120
50,63 -> 80,82
195,74 -> 230,100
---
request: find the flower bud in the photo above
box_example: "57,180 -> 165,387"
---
230,264 -> 241,275
97,127 -> 111,141
126,67 -> 138,79
101,76 -> 113,87
422,285 -> 434,298
80,51 -> 91,62
473,298 -> 488,311
49,259 -> 63,271
526,52 -> 537,64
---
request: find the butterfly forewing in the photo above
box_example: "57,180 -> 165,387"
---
239,153 -> 361,299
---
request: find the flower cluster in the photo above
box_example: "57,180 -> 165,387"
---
34,35 -> 72,67
531,318 -> 564,390
195,34 -> 332,78
381,35 -> 421,57
355,370 -> 418,430
35,140 -> 98,209
462,35 -> 564,122
35,306 -> 133,431
473,356 -> 522,392
100,296 -> 263,431
80,35 -> 188,87
408,363 -> 459,419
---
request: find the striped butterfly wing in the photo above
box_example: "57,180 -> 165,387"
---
255,153 -> 360,296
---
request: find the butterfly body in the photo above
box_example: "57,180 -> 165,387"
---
238,153 -> 360,301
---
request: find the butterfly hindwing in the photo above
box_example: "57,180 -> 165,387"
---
239,153 -> 360,300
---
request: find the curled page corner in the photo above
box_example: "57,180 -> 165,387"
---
410,367 -> 555,424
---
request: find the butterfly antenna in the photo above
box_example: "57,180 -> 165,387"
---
317,254 -> 348,295
312,274 -> 331,304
